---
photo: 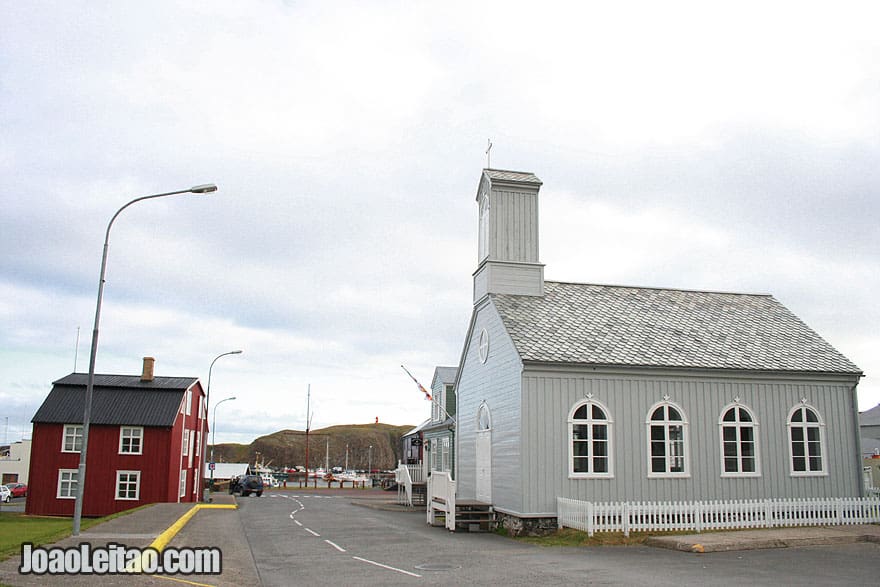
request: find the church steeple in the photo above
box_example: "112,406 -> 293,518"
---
473,169 -> 545,303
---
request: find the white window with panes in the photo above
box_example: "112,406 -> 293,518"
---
719,403 -> 760,477
62,424 -> 83,453
646,400 -> 689,478
432,386 -> 443,422
115,471 -> 140,500
179,470 -> 187,498
119,426 -> 143,454
57,469 -> 78,499
440,437 -> 450,472
788,404 -> 826,476
568,399 -> 613,478
182,429 -> 190,456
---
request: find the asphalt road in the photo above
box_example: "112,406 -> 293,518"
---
239,490 -> 879,586
0,496 -> 26,513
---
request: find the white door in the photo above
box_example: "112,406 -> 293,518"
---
475,402 -> 492,503
475,430 -> 491,503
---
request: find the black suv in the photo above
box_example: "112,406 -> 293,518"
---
229,475 -> 264,497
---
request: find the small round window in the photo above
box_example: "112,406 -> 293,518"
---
478,329 -> 489,363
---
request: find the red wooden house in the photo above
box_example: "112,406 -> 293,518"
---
26,357 -> 207,517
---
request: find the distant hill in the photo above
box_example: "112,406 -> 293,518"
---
210,423 -> 414,471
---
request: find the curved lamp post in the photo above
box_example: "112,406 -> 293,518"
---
206,350 -> 242,492
72,184 -> 217,536
211,396 -> 237,482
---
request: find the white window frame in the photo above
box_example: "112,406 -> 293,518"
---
185,389 -> 192,416
432,385 -> 443,423
195,430 -> 201,457
115,470 -> 141,501
62,424 -> 83,453
478,329 -> 490,364
568,398 -> 614,479
479,192 -> 490,261
787,403 -> 827,477
179,469 -> 187,498
719,402 -> 760,478
57,469 -> 78,499
646,399 -> 690,478
182,429 -> 190,456
119,426 -> 144,455
477,402 -> 492,431
440,436 -> 451,473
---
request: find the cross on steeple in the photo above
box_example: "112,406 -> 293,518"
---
485,139 -> 493,168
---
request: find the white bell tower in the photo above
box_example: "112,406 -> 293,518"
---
473,169 -> 544,302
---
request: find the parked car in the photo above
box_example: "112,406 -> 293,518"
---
0,485 -> 10,503
229,475 -> 264,497
8,483 -> 27,498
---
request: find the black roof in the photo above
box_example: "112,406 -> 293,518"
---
32,373 -> 200,427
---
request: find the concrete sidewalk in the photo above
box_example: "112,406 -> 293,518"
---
0,493 -> 260,587
645,524 -> 880,553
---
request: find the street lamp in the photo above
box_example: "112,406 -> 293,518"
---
72,184 -> 217,536
205,350 -> 242,493
211,396 -> 237,485
368,445 -> 373,478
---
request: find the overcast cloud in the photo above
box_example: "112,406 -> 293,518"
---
2,1 -> 878,444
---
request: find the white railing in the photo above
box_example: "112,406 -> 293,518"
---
395,462 -> 414,506
557,496 -> 880,537
427,471 -> 457,531
408,464 -> 425,484
395,462 -> 426,506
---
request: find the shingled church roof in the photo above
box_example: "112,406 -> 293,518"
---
491,281 -> 861,374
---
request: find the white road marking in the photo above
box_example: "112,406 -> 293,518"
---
324,540 -> 346,552
352,556 -> 422,578
305,528 -> 321,537
294,520 -> 302,527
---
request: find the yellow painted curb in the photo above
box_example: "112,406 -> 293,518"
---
125,503 -> 237,573
152,504 -> 238,551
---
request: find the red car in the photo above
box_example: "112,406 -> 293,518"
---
8,483 -> 27,498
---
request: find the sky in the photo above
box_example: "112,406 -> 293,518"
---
1,1 -> 878,445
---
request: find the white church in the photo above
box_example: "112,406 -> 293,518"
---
444,168 -> 863,535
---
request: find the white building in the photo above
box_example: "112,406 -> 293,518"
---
453,168 -> 863,535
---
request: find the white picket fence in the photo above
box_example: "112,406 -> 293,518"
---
557,496 -> 880,537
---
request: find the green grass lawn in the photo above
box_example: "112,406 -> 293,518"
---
505,526 -> 730,547
0,506 -> 149,562
502,526 -> 650,546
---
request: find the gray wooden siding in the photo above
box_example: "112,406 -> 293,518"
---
456,300 -> 524,512
488,189 -> 539,264
520,368 -> 861,515
862,424 -> 880,440
473,261 -> 544,301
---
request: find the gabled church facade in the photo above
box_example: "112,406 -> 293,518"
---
454,169 -> 864,535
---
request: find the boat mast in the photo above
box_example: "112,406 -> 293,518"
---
305,384 -> 311,480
